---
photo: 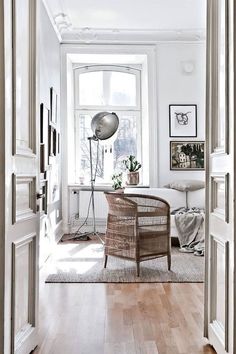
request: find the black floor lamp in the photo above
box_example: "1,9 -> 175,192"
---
69,111 -> 119,243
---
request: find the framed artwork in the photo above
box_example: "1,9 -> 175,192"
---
43,180 -> 48,215
169,104 -> 197,137
40,144 -> 46,173
39,180 -> 48,215
49,125 -> 57,157
170,141 -> 205,170
40,103 -> 49,172
50,87 -> 57,125
57,133 -> 60,154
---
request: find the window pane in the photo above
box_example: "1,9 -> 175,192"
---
77,114 -> 104,183
78,70 -> 137,107
113,115 -> 137,171
108,72 -> 136,106
79,72 -> 104,106
77,113 -> 138,184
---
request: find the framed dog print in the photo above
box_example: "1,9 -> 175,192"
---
169,104 -> 197,137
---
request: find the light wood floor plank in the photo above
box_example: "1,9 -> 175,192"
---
33,270 -> 216,354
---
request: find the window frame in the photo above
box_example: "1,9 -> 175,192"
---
74,64 -> 142,185
74,64 -> 141,111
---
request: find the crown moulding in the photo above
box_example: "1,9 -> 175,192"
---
42,1 -> 206,44
60,28 -> 206,43
54,13 -> 72,33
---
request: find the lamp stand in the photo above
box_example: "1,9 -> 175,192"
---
65,136 -> 104,244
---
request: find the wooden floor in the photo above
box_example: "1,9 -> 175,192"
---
33,278 -> 216,354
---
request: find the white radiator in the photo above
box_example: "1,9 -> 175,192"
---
68,189 -> 108,232
79,191 -> 108,218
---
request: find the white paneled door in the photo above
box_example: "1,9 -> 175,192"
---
2,0 -> 40,353
205,0 -> 235,353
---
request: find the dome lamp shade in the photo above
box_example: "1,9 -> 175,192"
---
91,112 -> 119,140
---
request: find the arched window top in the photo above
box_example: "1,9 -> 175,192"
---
74,65 -> 140,109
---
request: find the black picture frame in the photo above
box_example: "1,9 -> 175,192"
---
169,104 -> 197,137
49,125 -> 57,157
42,180 -> 48,215
57,132 -> 60,154
40,103 -> 49,172
170,141 -> 205,170
50,87 -> 57,125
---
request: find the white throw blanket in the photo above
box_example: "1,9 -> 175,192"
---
174,208 -> 205,256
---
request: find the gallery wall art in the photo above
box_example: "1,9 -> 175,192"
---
170,141 -> 205,170
40,103 -> 49,172
169,104 -> 197,137
50,87 -> 58,125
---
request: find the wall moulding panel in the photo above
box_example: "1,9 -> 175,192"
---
211,0 -> 229,155
211,173 -> 229,223
209,234 -> 229,351
11,233 -> 36,353
12,0 -> 36,156
12,174 -> 37,224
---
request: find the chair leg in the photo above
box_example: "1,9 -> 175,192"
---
167,254 -> 171,271
136,262 -> 140,277
104,255 -> 108,268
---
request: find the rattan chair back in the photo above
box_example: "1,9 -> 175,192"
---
104,192 -> 171,276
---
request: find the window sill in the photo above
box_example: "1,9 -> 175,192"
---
124,185 -> 150,188
68,184 -> 113,192
68,184 -> 150,192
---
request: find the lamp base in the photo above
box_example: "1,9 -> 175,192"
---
73,233 -> 91,241
63,231 -> 104,244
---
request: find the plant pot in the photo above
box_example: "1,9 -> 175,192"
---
113,188 -> 125,193
127,171 -> 139,185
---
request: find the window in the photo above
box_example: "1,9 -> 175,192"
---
74,65 -> 141,184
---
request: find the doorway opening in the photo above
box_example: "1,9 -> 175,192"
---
36,1 -> 217,354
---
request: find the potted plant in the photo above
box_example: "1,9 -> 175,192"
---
111,172 -> 123,191
123,155 -> 141,185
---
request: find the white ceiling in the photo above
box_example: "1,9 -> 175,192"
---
43,0 -> 206,42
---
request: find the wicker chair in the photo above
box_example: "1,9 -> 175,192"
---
104,192 -> 171,276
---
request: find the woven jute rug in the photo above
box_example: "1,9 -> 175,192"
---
45,236 -> 204,283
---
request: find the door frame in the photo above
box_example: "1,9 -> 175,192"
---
204,0 -> 211,339
0,0 -> 5,352
0,0 -> 40,353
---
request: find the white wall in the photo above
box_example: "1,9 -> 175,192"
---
156,42 -> 206,186
62,42 -> 206,230
39,1 -> 62,263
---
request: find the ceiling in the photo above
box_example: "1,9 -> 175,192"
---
43,0 -> 206,42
